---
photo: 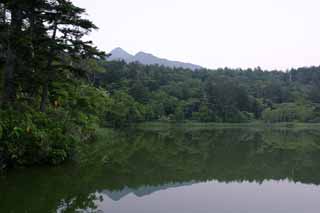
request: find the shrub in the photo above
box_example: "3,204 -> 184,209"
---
0,108 -> 77,167
0,84 -> 111,168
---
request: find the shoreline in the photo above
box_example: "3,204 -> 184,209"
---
136,121 -> 320,130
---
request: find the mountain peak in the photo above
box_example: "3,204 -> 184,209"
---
108,48 -> 202,70
112,47 -> 127,53
109,47 -> 133,60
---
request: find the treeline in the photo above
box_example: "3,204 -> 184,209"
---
94,61 -> 320,125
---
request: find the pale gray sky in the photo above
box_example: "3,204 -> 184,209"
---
73,0 -> 320,70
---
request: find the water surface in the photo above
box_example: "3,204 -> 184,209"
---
2,127 -> 320,212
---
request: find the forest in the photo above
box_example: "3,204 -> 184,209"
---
96,61 -> 320,125
1,0 -> 320,168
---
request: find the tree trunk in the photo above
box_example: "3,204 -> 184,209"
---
0,4 -> 7,104
40,80 -> 49,112
2,42 -> 15,104
0,3 -> 5,23
40,21 -> 57,112
2,7 -> 22,105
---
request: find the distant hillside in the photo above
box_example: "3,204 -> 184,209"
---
108,47 -> 202,70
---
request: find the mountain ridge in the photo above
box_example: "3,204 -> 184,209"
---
108,47 -> 202,70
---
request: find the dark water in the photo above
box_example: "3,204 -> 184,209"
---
2,127 -> 320,213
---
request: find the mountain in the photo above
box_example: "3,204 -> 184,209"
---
108,47 -> 202,70
108,47 -> 133,61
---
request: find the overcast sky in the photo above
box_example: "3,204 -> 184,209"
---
73,0 -> 320,70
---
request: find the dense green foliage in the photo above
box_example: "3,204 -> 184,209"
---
0,0 -> 107,167
95,61 -> 320,124
0,83 -> 110,167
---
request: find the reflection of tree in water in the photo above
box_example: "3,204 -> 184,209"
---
102,128 -> 320,185
57,193 -> 103,213
1,128 -> 320,212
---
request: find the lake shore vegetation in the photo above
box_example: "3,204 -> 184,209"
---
1,1 -> 320,169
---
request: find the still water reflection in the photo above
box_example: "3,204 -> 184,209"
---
2,127 -> 320,212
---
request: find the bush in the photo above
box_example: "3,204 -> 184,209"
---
0,108 -> 77,167
0,84 -> 111,168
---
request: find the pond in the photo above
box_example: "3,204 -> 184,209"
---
1,127 -> 320,213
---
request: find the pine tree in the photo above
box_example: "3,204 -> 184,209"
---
0,0 -> 104,110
